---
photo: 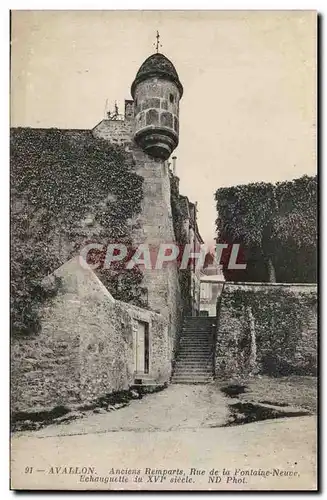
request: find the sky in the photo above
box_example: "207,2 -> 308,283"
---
11,10 -> 317,243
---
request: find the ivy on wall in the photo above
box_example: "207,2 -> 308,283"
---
11,128 -> 145,335
218,287 -> 317,377
170,174 -> 192,315
215,175 -> 317,283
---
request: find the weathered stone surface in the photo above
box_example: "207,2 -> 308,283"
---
92,119 -> 134,145
93,121 -> 184,368
11,257 -> 169,413
215,282 -> 317,379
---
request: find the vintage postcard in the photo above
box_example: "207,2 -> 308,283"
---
10,10 -> 317,491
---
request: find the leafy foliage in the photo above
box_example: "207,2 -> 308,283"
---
11,128 -> 145,335
222,287 -> 317,377
170,174 -> 192,315
215,175 -> 317,282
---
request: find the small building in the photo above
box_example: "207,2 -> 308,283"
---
200,252 -> 225,317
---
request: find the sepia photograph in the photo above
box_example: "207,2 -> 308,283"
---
10,9 -> 317,491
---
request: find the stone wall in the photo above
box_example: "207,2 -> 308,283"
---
11,257 -> 168,414
131,148 -> 182,361
92,118 -> 183,361
215,282 -> 317,380
92,119 -> 134,146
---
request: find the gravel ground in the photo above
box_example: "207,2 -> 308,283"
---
17,384 -> 230,438
11,416 -> 317,490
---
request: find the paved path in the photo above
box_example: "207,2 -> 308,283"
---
20,384 -> 230,438
11,385 -> 317,490
11,416 -> 317,490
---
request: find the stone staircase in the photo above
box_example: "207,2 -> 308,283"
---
171,316 -> 215,384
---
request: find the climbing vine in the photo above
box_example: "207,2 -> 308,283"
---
170,173 -> 192,315
221,287 -> 317,376
11,128 -> 145,335
215,175 -> 317,283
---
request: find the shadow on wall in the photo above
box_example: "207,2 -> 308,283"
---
215,283 -> 317,379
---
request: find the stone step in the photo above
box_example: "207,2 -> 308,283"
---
180,337 -> 213,340
176,362 -> 212,366
182,323 -> 215,326
180,336 -> 213,339
183,316 -> 214,319
178,342 -> 214,352
178,347 -> 212,352
179,344 -> 212,348
182,328 -> 213,331
180,340 -> 213,344
174,368 -> 212,373
175,358 -> 212,365
178,350 -> 213,354
174,371 -> 212,376
181,329 -> 213,333
179,348 -> 213,352
182,333 -> 214,335
182,326 -> 213,329
180,342 -> 212,345
177,350 -> 212,354
182,329 -> 213,332
179,351 -> 212,354
182,326 -> 212,335
179,350 -> 212,353
176,356 -> 212,363
171,377 -> 213,384
173,315 -> 215,386
176,367 -> 213,371
179,343 -> 212,347
175,366 -> 212,370
182,328 -> 214,331
172,369 -> 213,375
180,339 -> 213,343
176,367 -> 212,371
175,359 -> 212,364
182,325 -> 213,327
172,372 -> 212,376
175,361 -> 211,365
174,374 -> 212,379
183,319 -> 215,322
172,372 -> 213,377
179,341 -> 212,344
181,334 -> 213,337
178,353 -> 212,358
180,334 -> 213,338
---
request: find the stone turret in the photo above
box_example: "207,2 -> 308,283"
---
131,53 -> 183,160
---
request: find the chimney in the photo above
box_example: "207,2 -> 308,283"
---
172,156 -> 177,175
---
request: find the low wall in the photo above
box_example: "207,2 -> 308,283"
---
215,282 -> 317,379
11,257 -> 169,414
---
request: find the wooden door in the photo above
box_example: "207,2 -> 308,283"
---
133,321 -> 149,374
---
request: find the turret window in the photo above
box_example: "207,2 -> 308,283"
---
169,93 -> 175,104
